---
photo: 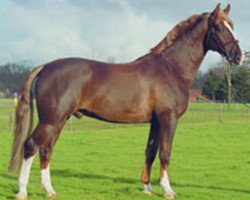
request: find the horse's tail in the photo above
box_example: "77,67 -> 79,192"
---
8,65 -> 44,172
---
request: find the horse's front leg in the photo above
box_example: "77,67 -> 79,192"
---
158,111 -> 177,199
141,113 -> 159,194
39,121 -> 66,199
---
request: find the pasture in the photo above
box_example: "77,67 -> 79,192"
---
0,99 -> 249,200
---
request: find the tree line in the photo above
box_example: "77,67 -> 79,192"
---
197,66 -> 250,103
0,54 -> 250,102
0,62 -> 31,98
192,53 -> 250,103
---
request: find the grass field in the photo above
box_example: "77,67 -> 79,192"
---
0,99 -> 250,200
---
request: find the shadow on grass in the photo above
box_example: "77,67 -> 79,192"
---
2,169 -> 249,198
52,169 -> 250,195
0,172 -> 17,181
52,169 -> 138,184
172,182 -> 250,195
0,182 -> 18,200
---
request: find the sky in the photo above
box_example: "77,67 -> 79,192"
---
0,0 -> 249,72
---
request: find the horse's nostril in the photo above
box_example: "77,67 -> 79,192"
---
234,55 -> 241,65
236,55 -> 242,62
234,53 -> 242,65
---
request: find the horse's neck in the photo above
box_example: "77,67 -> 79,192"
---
162,17 -> 208,87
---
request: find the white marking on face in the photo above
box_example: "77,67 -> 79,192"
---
18,155 -> 36,195
223,21 -> 235,37
223,20 -> 243,65
41,165 -> 56,195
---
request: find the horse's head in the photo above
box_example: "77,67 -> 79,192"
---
205,4 -> 242,65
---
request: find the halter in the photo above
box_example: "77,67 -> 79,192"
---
223,37 -> 239,48
205,20 -> 239,60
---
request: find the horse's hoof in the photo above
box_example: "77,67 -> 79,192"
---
16,194 -> 28,200
47,193 -> 58,199
164,193 -> 176,200
143,183 -> 152,195
143,190 -> 152,195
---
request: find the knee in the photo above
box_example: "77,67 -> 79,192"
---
159,151 -> 170,165
24,138 -> 39,159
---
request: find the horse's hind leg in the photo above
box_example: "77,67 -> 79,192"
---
141,113 -> 159,194
39,121 -> 66,198
16,121 -> 65,200
16,155 -> 36,200
16,123 -> 43,200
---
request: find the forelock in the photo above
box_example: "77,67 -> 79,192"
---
215,10 -> 234,29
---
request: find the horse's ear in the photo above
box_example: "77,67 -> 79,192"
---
224,4 -> 231,15
211,3 -> 221,18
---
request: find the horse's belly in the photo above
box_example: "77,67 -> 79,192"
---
80,80 -> 153,123
81,102 -> 151,123
109,109 -> 151,123
98,108 -> 151,123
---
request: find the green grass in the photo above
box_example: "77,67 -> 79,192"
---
0,99 -> 250,199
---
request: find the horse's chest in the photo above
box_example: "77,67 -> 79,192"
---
155,83 -> 189,117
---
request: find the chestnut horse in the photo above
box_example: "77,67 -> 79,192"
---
9,4 -> 242,200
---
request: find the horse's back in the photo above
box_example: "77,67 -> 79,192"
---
34,57 -> 155,123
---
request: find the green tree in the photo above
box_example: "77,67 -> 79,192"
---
202,71 -> 225,101
232,67 -> 250,103
215,77 -> 227,101
192,71 -> 204,89
0,62 -> 31,96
